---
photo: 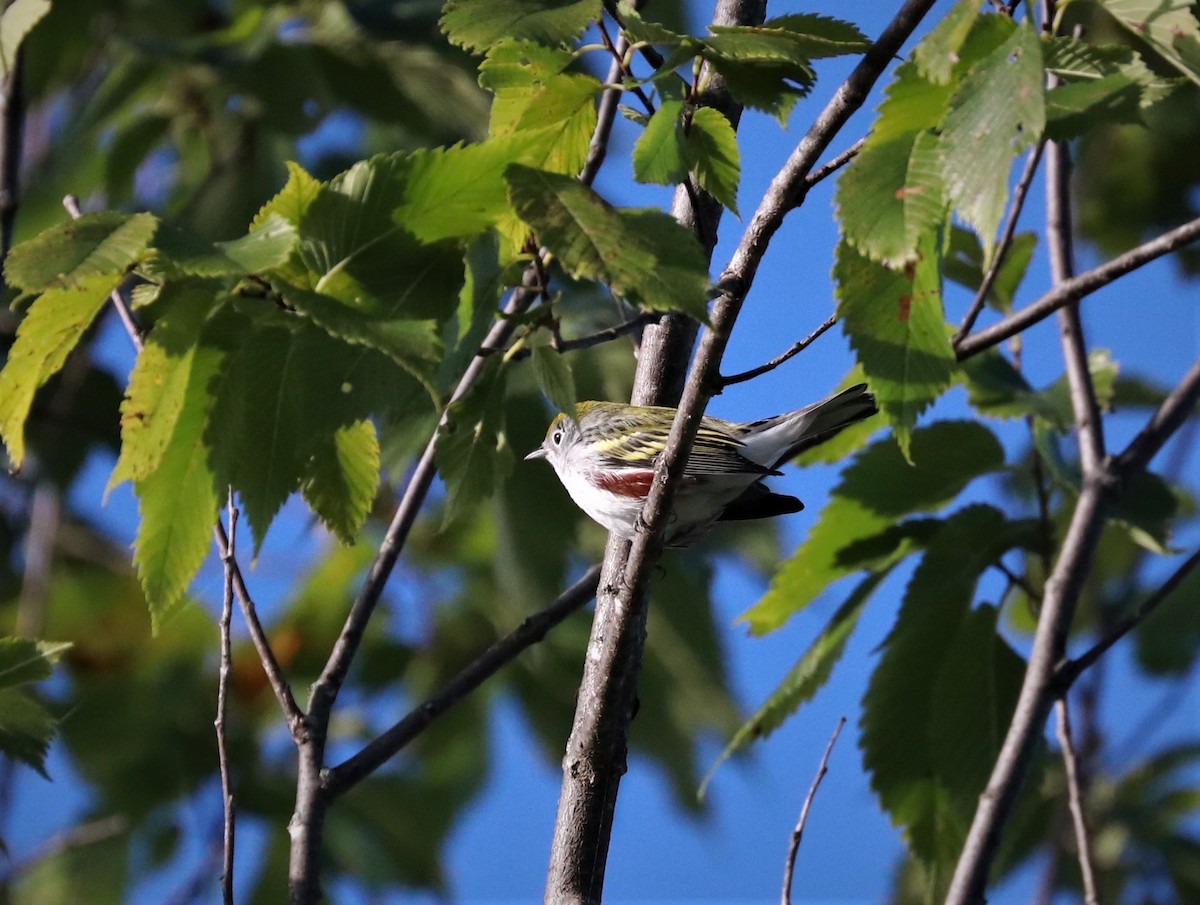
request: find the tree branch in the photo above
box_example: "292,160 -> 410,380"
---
545,3 -> 937,901
781,717 -> 845,905
322,564 -> 600,799
720,314 -> 836,388
1055,546 -> 1200,690
216,498 -> 237,905
953,214 -> 1200,361
1114,356 -> 1200,479
952,140 -> 1044,344
1054,696 -> 1099,905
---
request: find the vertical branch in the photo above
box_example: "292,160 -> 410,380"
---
216,498 -> 238,905
0,48 -> 24,270
1054,697 -> 1099,905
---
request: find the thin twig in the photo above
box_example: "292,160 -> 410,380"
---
994,559 -> 1040,604
0,48 -> 25,271
323,564 -> 601,798
489,313 -> 656,361
720,314 -> 836,387
1115,356 -> 1200,479
953,214 -> 1200,360
1055,546 -> 1200,689
598,17 -> 656,117
953,140 -> 1045,344
781,717 -> 845,905
788,138 -> 864,211
1054,697 -> 1100,905
216,497 -> 237,905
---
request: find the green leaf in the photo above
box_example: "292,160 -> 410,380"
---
1097,0 -> 1200,86
479,41 -> 601,180
207,321 -> 432,547
0,273 -> 122,467
278,285 -> 443,400
301,419 -> 381,544
133,377 -> 219,631
505,164 -> 711,319
393,140 -> 519,244
632,99 -> 689,186
109,282 -> 223,489
434,358 -> 514,526
440,0 -> 600,53
253,161 -> 322,229
144,214 -> 298,278
861,506 -> 1031,877
837,128 -> 946,266
835,234 -> 955,457
530,346 -> 577,420
1136,557 -> 1200,674
0,0 -> 51,77
0,638 -> 69,776
912,0 -> 980,84
742,421 -> 1003,634
296,153 -> 466,324
939,22 -> 1044,258
687,106 -> 741,215
706,11 -> 868,66
703,568 -> 887,795
5,211 -> 157,292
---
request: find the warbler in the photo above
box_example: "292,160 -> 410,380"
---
524,384 -> 877,546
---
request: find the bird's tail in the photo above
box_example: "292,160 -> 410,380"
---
737,384 -> 877,469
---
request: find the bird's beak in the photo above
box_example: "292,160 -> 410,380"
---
524,446 -> 547,462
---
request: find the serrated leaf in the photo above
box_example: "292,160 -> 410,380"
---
742,421 -> 1003,634
835,235 -> 955,457
704,568 -> 886,795
505,164 -> 711,319
440,0 -> 599,53
109,281 -> 222,490
0,273 -> 122,467
687,106 -> 740,215
301,418 -> 380,544
393,140 -> 518,244
133,374 -> 219,630
531,346 -> 576,420
912,0 -> 980,84
1097,0 -> 1200,86
0,0 -> 50,77
253,161 -> 322,229
615,0 -> 688,47
0,688 -> 58,777
939,22 -> 1044,257
837,130 -> 946,266
144,214 -> 298,278
0,638 -> 68,689
434,359 -> 513,526
207,321 -> 431,548
632,98 -> 689,186
297,153 -> 465,323
278,285 -> 442,400
4,211 -> 157,292
861,506 -> 1032,874
480,41 -> 600,181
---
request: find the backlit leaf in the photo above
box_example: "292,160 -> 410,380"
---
4,211 -> 157,292
687,106 -> 740,215
531,345 -> 577,420
440,0 -> 599,53
302,419 -> 381,544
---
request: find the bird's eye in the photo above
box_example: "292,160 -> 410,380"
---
552,430 -> 563,446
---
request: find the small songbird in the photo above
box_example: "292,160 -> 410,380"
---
524,384 -> 877,547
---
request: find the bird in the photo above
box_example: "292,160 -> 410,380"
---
524,383 -> 877,546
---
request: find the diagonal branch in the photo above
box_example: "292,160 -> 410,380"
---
1115,356 -> 1200,479
781,717 -> 845,905
953,214 -> 1200,361
216,498 -> 238,905
322,564 -> 600,799
720,314 -> 836,388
